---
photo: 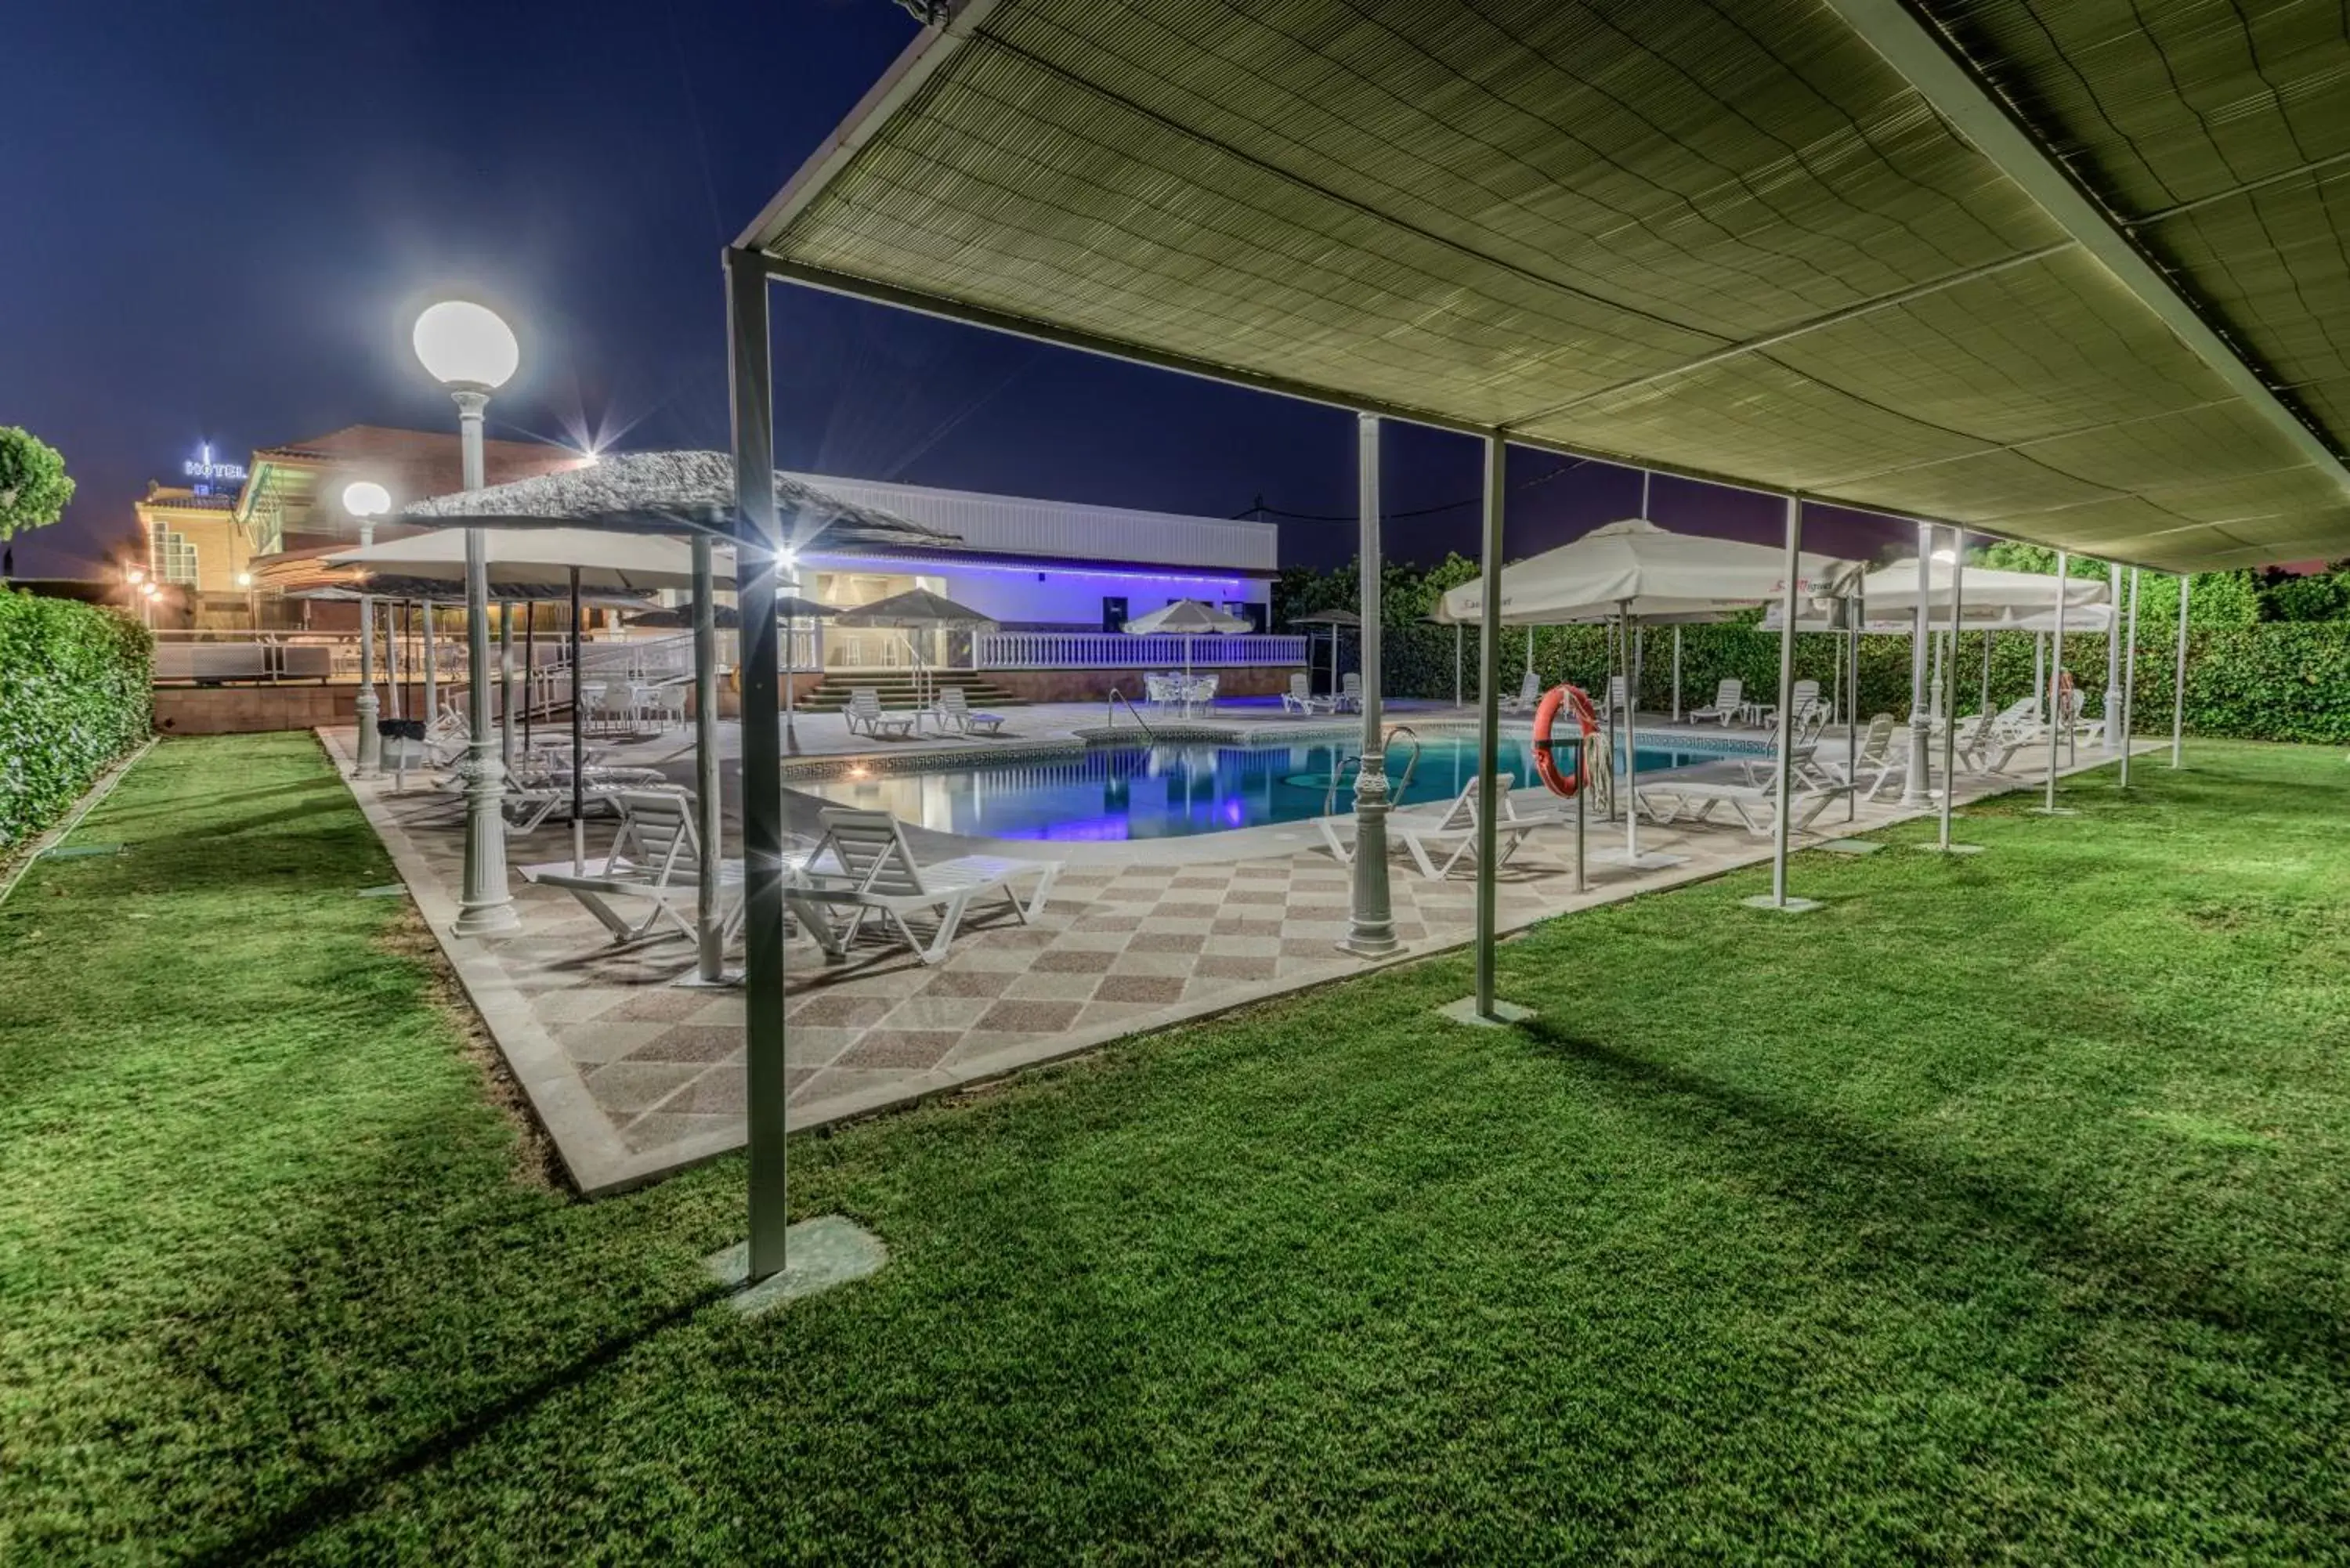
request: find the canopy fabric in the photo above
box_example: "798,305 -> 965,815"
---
1123,598 -> 1250,635
1850,562 -> 2110,615
324,529 -> 714,591
1434,520 -> 1860,627
829,587 -> 996,629
292,581 -> 648,608
397,450 -> 956,553
1763,602 -> 2115,635
1289,609 -> 1361,627
747,1 -> 2350,572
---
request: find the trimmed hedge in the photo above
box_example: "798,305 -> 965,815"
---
1370,619 -> 2350,745
1,591 -> 151,850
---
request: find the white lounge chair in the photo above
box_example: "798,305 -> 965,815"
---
1283,672 -> 1337,716
1336,671 -> 1363,713
502,754 -> 677,834
1687,678 -> 1744,725
935,687 -> 1006,736
787,807 -> 1058,966
844,688 -> 914,741
1826,714 -> 1906,800
1635,774 -> 1843,838
518,790 -> 713,948
1317,772 -> 1557,880
1498,670 -> 1542,714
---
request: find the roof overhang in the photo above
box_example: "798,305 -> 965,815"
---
742,0 -> 2350,573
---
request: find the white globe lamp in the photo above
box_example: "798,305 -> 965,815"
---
411,302 -> 519,392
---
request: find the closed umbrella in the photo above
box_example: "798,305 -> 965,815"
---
772,594 -> 841,752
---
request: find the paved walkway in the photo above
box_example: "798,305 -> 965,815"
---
327,716 -> 2147,1193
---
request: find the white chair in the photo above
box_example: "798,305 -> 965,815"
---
844,688 -> 913,740
1497,670 -> 1542,714
1318,773 -> 1557,880
634,679 -> 688,730
1336,671 -> 1363,713
517,790 -> 710,948
786,808 -> 1058,966
936,686 -> 1006,735
1188,673 -> 1219,714
1828,714 -> 1906,800
1283,672 -> 1337,715
1687,678 -> 1744,725
1635,774 -> 1843,838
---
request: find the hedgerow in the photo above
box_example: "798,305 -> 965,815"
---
0,590 -> 150,849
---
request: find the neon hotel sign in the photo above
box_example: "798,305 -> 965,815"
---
183,443 -> 247,484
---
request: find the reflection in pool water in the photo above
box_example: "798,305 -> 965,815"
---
804,732 -> 1747,842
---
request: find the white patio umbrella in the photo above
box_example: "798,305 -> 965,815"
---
1437,518 -> 1860,874
1123,598 -> 1250,684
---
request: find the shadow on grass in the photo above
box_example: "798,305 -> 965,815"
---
185,1284 -> 731,1566
1513,1016 -> 2350,1372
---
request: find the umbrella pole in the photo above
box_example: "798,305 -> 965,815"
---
1846,591 -> 1860,824
2037,551 -> 2071,815
424,600 -> 438,730
523,603 -> 535,753
570,567 -> 585,872
690,534 -> 728,985
2171,573 -> 2191,768
1924,526 -> 1976,854
1672,625 -> 1682,723
389,602 -> 403,720
2120,567 -> 2142,789
783,614 -> 797,755
498,600 -> 514,769
1453,622 -> 1462,708
1621,605 -> 1640,863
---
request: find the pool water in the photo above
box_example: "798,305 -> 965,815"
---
804,732 -> 1746,843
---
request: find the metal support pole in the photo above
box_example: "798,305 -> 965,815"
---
452,391 -> 516,937
522,604 -> 535,754
2120,567 -> 2141,789
1979,617 -> 1992,722
569,569 -> 585,873
2033,631 -> 2046,724
1453,622 -> 1462,707
690,534 -> 728,984
2171,573 -> 2191,767
424,600 -> 440,734
1846,592 -> 1860,823
1473,432 -> 1506,1019
354,524 -> 380,775
1344,414 -> 1396,956
1748,496 -> 1816,910
2105,561 -> 2124,753
1902,520 -> 1933,805
497,602 -> 513,768
1671,625 -> 1683,722
1924,527 -> 1978,854
730,250 -> 791,1284
2037,549 -> 2072,815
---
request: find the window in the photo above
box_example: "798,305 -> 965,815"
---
150,523 -> 199,586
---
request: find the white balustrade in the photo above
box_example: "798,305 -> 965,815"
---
974,632 -> 1307,670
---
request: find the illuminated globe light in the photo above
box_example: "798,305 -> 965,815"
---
342,481 -> 392,520
411,301 -> 519,391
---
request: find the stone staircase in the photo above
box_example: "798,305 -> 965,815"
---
795,670 -> 1029,714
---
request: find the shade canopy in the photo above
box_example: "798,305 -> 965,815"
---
1854,562 -> 2110,615
1435,520 -> 1860,627
1289,609 -> 1362,627
829,587 -> 996,630
1123,598 -> 1250,635
324,528 -> 714,592
1764,602 -> 2116,635
747,2 -> 2350,572
398,450 -> 956,553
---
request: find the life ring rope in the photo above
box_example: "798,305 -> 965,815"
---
1532,683 -> 1600,799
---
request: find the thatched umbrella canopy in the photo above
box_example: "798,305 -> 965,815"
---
397,450 -> 956,552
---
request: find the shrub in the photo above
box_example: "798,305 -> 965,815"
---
0,591 -> 151,849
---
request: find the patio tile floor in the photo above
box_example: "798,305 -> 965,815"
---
323,718 -> 2148,1193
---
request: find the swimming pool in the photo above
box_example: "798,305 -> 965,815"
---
803,732 -> 1752,842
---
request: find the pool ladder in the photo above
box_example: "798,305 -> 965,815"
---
1104,685 -> 1159,744
1323,724 -> 1423,815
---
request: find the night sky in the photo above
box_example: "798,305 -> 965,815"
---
3,0 -> 1918,578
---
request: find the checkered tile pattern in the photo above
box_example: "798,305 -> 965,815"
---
349,721 -> 2117,1184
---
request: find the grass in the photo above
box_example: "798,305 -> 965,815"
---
6,733 -> 2350,1563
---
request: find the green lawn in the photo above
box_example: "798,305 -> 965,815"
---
5,733 -> 2350,1563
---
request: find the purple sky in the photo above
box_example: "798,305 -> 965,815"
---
2,0 -> 1919,578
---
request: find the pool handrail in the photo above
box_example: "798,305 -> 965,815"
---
1104,685 -> 1159,744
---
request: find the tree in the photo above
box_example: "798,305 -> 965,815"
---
0,427 -> 74,542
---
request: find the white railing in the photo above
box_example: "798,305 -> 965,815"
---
975,632 -> 1307,670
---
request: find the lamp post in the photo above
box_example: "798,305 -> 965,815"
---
414,300 -> 521,938
343,481 -> 391,776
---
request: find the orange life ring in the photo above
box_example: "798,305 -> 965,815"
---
1532,683 -> 1600,798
